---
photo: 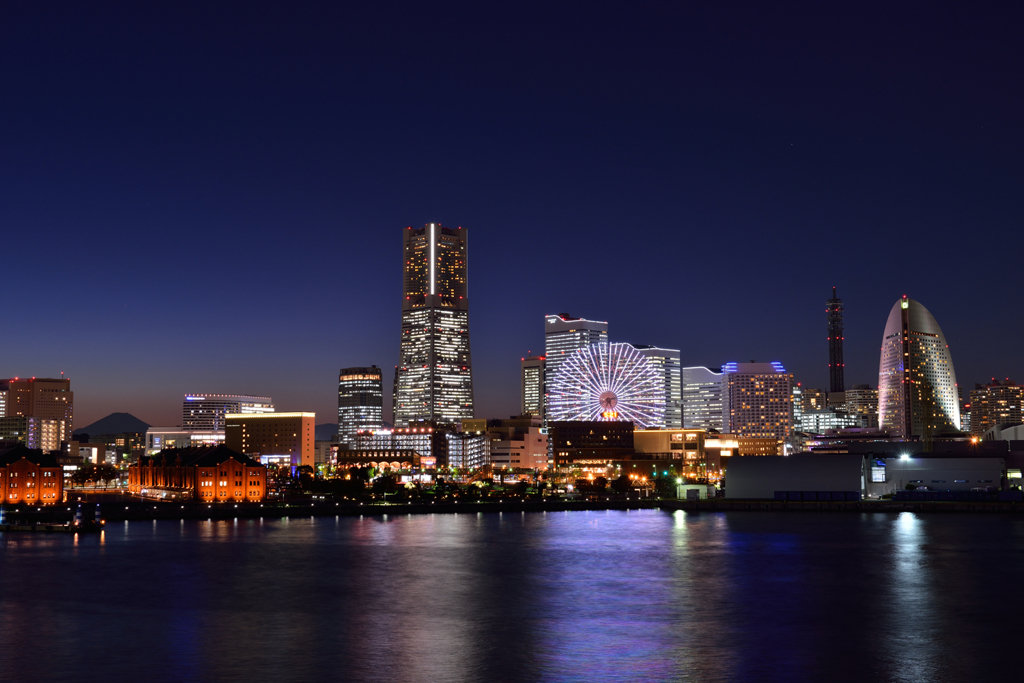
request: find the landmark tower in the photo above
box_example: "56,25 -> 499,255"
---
394,223 -> 474,426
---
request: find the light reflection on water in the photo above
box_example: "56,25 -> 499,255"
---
2,510 -> 1023,682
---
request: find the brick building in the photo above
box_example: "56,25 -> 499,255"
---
129,445 -> 267,502
0,445 -> 64,505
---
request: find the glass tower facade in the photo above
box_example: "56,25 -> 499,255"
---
337,366 -> 383,447
521,356 -> 545,418
635,346 -> 682,429
681,366 -> 723,431
394,223 -> 474,426
878,296 -> 960,439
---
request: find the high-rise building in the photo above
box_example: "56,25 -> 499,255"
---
0,416 -> 61,451
845,384 -> 879,427
394,223 -> 474,426
225,412 -> 316,468
182,394 -> 274,431
878,295 -> 961,439
521,356 -> 545,418
337,366 -> 383,447
969,379 -> 1023,437
802,387 -> 827,414
791,384 -> 803,432
722,362 -> 793,445
682,366 -> 723,431
827,287 -> 845,393
543,314 -> 608,423
635,346 -> 682,429
0,377 -> 74,446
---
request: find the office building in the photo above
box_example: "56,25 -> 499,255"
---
827,287 -> 845,393
682,366 -> 723,431
0,446 -> 63,505
970,379 -> 1023,437
446,432 -> 491,470
225,412 -> 316,468
548,420 -> 634,470
0,377 -> 74,446
845,385 -> 879,427
337,366 -> 384,447
722,362 -> 793,445
477,415 -> 548,471
635,346 -> 682,429
543,314 -> 608,423
128,445 -> 267,503
878,296 -> 961,439
0,416 -> 62,452
633,429 -> 710,480
521,356 -> 545,418
354,425 -> 447,469
791,384 -> 803,433
394,223 -> 474,426
182,394 -> 274,431
144,427 -> 224,455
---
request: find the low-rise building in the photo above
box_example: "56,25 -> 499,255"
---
549,420 -> 634,472
0,445 -> 64,505
128,445 -> 267,502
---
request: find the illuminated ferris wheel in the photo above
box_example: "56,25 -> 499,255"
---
548,343 -> 666,428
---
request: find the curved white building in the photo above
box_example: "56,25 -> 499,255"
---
878,296 -> 960,438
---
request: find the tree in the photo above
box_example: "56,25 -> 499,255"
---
611,475 -> 631,495
512,481 -> 528,496
593,476 -> 608,491
372,475 -> 397,495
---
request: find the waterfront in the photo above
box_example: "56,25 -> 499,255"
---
2,509 -> 1023,682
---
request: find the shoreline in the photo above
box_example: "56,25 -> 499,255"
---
4,496 -> 1024,528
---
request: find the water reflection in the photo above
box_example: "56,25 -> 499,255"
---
0,511 -> 1022,682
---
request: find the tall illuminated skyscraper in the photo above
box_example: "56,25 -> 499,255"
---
878,295 -> 960,438
337,366 -> 383,447
394,223 -> 474,426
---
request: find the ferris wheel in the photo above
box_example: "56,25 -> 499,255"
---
548,342 -> 666,428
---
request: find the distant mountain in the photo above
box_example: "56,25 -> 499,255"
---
315,423 -> 339,441
74,412 -> 151,436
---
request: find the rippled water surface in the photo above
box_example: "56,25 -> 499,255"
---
2,509 -> 1023,682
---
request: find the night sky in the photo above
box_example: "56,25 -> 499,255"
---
3,2 -> 1021,428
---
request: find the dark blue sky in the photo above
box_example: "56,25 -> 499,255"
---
3,2 -> 1021,427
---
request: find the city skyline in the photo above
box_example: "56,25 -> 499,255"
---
3,4 -> 1021,428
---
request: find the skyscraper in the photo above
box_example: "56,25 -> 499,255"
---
722,362 -> 792,445
878,295 -> 961,439
681,366 -> 723,431
337,366 -> 384,447
394,223 -> 474,426
543,314 -> 608,423
521,355 -> 545,418
635,346 -> 682,429
827,287 -> 845,394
